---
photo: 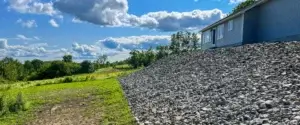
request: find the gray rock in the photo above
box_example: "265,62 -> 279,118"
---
120,41 -> 300,124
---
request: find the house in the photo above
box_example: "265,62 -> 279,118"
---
200,0 -> 300,49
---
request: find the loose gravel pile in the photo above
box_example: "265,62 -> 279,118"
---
120,41 -> 300,125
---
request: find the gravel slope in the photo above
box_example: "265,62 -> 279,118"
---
120,41 -> 300,125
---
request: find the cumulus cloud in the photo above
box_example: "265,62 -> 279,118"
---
49,19 -> 59,27
97,35 -> 170,50
6,0 -> 226,31
6,0 -> 57,15
70,35 -> 170,60
53,0 -> 226,31
0,38 -> 66,58
16,19 -> 37,28
0,39 -> 8,49
0,35 -> 172,61
72,43 -> 99,57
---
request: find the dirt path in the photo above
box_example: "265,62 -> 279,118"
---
26,98 -> 102,125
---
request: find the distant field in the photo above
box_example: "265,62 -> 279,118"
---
0,67 -> 138,125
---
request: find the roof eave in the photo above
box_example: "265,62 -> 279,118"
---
200,0 -> 268,32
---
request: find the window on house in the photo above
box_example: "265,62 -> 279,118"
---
204,31 -> 210,43
217,24 -> 224,39
228,20 -> 233,31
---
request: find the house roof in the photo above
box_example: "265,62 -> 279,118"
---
200,0 -> 269,32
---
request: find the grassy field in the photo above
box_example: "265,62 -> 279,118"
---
0,67 -> 137,125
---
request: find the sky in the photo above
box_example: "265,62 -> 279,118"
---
0,0 -> 245,62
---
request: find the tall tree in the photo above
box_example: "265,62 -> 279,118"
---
97,55 -> 108,64
192,33 -> 200,50
156,45 -> 170,60
63,55 -> 73,63
31,59 -> 44,71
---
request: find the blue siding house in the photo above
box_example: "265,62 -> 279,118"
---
201,0 -> 300,49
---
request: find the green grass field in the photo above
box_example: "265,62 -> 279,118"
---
0,67 -> 137,125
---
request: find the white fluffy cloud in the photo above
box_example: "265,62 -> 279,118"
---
0,38 -> 66,58
71,35 -> 170,60
0,35 -> 172,61
16,19 -> 37,28
0,39 -> 8,49
97,35 -> 170,50
49,19 -> 59,27
6,0 -> 227,31
53,0 -> 226,31
7,0 -> 57,15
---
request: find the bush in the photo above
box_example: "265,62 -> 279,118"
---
62,77 -> 73,83
8,92 -> 28,113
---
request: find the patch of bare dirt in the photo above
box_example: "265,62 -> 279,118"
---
26,98 -> 101,125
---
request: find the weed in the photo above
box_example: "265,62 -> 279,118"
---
0,95 -> 5,115
8,92 -> 28,113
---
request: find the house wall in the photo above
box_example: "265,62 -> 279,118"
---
201,29 -> 216,50
256,0 -> 300,42
216,14 -> 243,47
243,6 -> 260,44
201,14 -> 244,49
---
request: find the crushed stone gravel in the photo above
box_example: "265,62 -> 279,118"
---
120,41 -> 300,125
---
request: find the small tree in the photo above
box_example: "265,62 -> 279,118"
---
80,60 -> 95,73
95,55 -> 108,69
63,55 -> 73,63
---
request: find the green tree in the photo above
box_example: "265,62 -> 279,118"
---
31,59 -> 44,71
232,0 -> 256,13
143,48 -> 156,66
95,55 -> 108,69
63,55 -> 73,63
170,34 -> 181,54
156,46 -> 170,60
80,60 -> 95,73
0,57 -> 24,81
191,33 -> 200,50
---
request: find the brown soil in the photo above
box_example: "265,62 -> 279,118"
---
26,98 -> 101,125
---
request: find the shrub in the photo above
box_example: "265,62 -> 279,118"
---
90,76 -> 96,80
62,77 -> 73,83
85,76 -> 91,81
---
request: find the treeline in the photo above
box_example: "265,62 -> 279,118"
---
128,31 -> 200,68
0,31 -> 199,83
0,55 -> 125,83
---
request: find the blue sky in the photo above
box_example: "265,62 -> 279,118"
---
0,0 -> 244,62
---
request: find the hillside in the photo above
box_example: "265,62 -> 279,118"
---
120,41 -> 300,124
